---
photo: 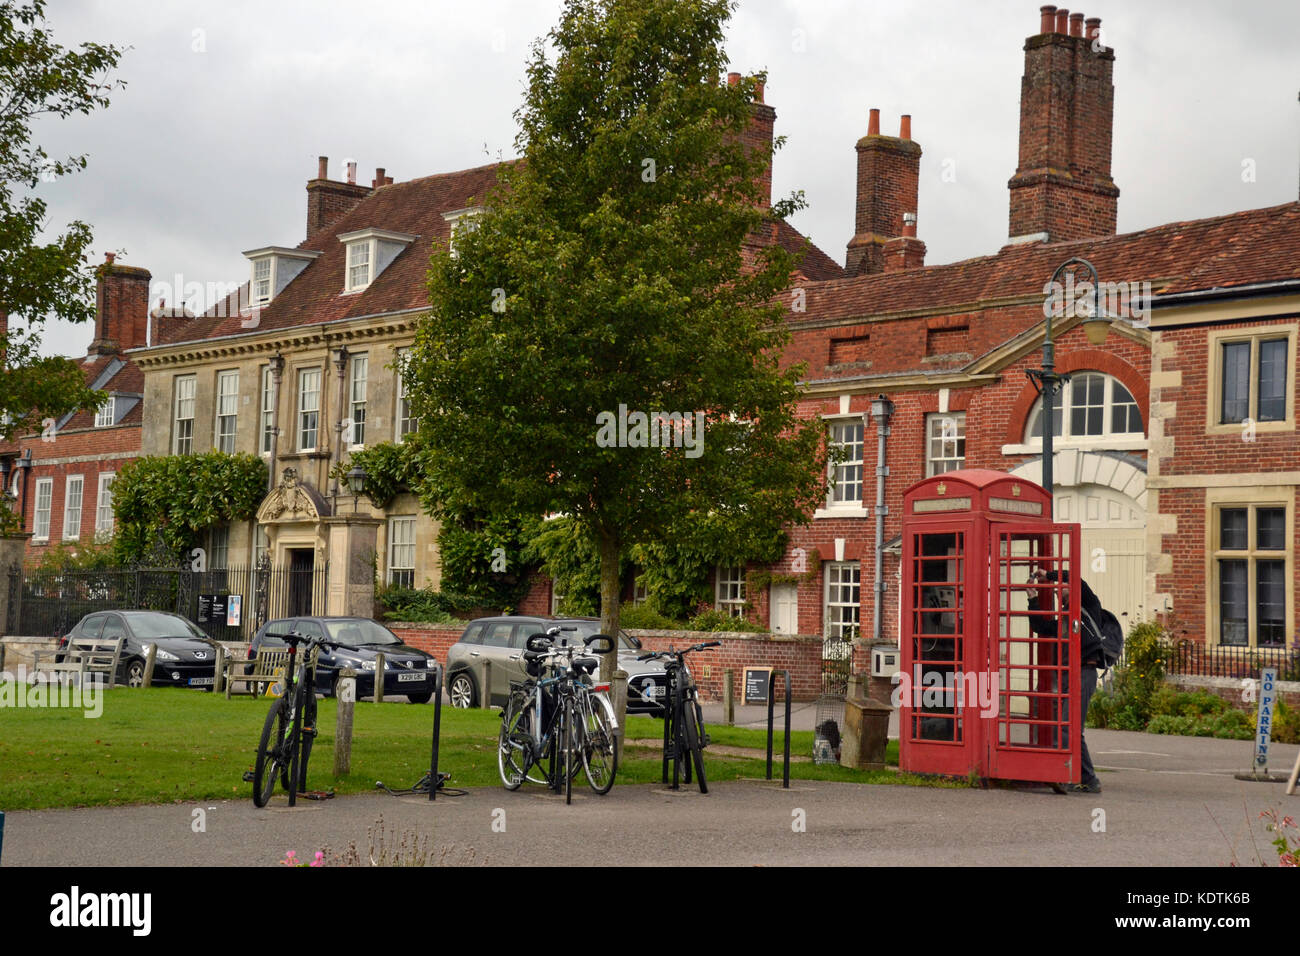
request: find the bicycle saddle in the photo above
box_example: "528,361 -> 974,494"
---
574,656 -> 599,676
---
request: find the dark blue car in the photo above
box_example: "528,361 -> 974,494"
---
249,617 -> 438,703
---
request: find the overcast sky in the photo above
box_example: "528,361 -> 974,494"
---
26,0 -> 1300,357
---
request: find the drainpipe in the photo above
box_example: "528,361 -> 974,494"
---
330,344 -> 350,502
870,395 -> 895,644
267,353 -> 285,493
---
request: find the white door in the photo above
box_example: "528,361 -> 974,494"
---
1054,484 -> 1145,628
770,584 -> 798,635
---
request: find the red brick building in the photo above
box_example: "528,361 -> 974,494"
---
714,6 -> 1299,666
1,256 -> 149,559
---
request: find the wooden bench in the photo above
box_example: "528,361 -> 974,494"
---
31,636 -> 125,686
223,646 -> 291,699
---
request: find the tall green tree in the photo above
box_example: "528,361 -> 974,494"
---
407,0 -> 827,689
0,0 -> 125,441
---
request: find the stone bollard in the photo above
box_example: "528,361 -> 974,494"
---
213,644 -> 226,696
334,669 -> 356,776
611,669 -> 629,764
141,643 -> 158,689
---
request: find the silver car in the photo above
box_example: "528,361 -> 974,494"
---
445,616 -> 667,713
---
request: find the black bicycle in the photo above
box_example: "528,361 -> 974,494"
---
637,641 -> 720,793
497,627 -> 616,804
250,629 -> 356,808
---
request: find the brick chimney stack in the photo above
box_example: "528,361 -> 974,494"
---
306,155 -> 372,239
725,72 -> 776,208
91,252 -> 150,355
846,111 -> 923,275
1007,6 -> 1119,243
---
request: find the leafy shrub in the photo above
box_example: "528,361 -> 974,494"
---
1274,698 -> 1300,745
618,603 -> 684,630
685,608 -> 763,633
376,585 -> 480,625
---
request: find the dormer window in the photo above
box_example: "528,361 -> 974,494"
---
338,228 -> 418,294
252,259 -> 272,304
443,206 -> 484,258
347,241 -> 371,290
242,247 -> 322,307
94,396 -> 115,428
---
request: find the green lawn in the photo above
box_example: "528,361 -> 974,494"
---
0,687 -> 933,811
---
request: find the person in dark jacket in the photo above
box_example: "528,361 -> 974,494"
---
1026,569 -> 1104,794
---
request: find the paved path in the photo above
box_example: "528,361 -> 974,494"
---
5,728 -> 1297,867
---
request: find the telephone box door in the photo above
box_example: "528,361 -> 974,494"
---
899,521 -> 983,776
985,523 -> 1081,784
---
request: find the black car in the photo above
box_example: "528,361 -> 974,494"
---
63,610 -> 219,688
249,617 -> 438,703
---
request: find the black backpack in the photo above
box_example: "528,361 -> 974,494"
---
1081,605 -> 1124,668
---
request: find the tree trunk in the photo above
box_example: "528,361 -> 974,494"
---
598,530 -> 622,684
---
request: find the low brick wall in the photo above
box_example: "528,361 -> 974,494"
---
1168,673 -> 1300,712
387,623 -> 830,702
387,624 -> 466,665
626,629 -> 826,702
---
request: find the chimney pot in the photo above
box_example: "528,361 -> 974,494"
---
1040,6 -> 1058,34
900,114 -> 912,140
753,79 -> 765,103
868,108 -> 880,136
903,212 -> 917,237
385,176 -> 393,186
1055,9 -> 1069,34
1085,17 -> 1101,42
375,167 -> 385,188
346,161 -> 357,185
727,71 -> 740,87
1069,12 -> 1084,37
104,252 -> 116,265
317,156 -> 328,179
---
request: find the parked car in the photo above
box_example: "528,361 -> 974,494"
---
62,610 -> 219,689
445,616 -> 668,713
249,617 -> 438,703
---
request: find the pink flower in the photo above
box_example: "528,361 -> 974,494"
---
1280,853 -> 1296,868
310,852 -> 325,868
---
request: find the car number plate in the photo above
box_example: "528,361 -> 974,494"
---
188,677 -> 214,686
397,672 -> 425,683
642,684 -> 659,698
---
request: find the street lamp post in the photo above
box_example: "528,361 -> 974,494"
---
1030,257 -> 1111,507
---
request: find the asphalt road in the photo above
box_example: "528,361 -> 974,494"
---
5,727 -> 1296,867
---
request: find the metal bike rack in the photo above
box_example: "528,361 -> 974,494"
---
429,665 -> 444,802
766,669 -> 792,789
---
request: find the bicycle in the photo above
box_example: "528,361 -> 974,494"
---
497,627 -> 617,804
636,641 -> 721,793
250,628 -> 357,808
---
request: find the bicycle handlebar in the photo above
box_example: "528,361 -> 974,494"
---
636,640 -> 722,661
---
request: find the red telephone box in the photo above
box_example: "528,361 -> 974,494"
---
898,469 -> 1081,785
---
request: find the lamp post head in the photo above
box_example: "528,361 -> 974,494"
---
871,394 -> 895,425
346,464 -> 367,497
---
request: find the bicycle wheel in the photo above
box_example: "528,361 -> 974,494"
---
563,696 -> 574,805
253,697 -> 290,807
497,694 -> 533,790
580,694 -> 617,794
297,687 -> 317,792
682,698 -> 709,794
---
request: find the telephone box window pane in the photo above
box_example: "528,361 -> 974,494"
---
1257,508 -> 1285,550
1220,342 -> 1250,423
1218,559 -> 1248,646
1219,508 -> 1247,551
1258,339 -> 1287,422
1258,561 -> 1286,647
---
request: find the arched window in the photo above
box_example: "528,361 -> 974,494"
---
1023,372 -> 1143,443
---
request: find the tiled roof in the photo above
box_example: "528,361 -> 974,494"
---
792,201 -> 1300,325
159,162 -> 844,345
